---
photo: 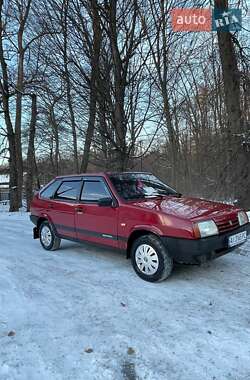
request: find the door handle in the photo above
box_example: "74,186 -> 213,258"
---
75,206 -> 84,214
48,203 -> 54,209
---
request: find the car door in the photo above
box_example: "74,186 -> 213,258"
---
75,177 -> 119,248
47,179 -> 82,239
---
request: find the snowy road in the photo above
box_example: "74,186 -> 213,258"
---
0,212 -> 250,380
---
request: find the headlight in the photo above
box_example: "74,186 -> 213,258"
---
247,211 -> 250,223
238,211 -> 248,226
194,220 -> 218,238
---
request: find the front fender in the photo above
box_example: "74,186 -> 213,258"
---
130,224 -> 164,237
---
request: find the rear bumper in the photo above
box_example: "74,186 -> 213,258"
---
30,214 -> 39,226
30,215 -> 39,239
161,223 -> 250,264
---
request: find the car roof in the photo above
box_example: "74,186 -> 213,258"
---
55,171 -> 152,180
55,172 -> 105,179
108,172 -> 152,176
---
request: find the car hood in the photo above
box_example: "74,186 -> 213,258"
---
130,196 -> 239,221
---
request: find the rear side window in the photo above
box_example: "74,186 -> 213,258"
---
40,180 -> 61,199
81,181 -> 110,202
55,181 -> 82,201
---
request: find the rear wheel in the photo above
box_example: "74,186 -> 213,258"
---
39,221 -> 61,251
131,234 -> 173,282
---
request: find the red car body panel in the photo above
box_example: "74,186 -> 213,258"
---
75,202 -> 119,248
30,172 -> 250,263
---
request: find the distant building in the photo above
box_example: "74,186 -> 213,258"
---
0,172 -> 28,202
0,174 -> 9,202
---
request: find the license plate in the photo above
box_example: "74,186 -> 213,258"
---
228,231 -> 247,248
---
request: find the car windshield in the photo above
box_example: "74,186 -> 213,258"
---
109,173 -> 179,201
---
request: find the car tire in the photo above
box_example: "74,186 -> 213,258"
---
131,234 -> 173,282
39,220 -> 61,251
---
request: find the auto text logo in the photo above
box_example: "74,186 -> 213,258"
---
171,8 -> 242,32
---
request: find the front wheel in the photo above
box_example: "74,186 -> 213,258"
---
131,234 -> 173,282
39,221 -> 61,251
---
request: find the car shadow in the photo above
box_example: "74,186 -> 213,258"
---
58,239 -> 126,261
57,239 -> 234,283
171,256 -> 234,282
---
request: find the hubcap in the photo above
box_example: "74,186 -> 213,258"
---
41,226 -> 52,247
135,244 -> 159,275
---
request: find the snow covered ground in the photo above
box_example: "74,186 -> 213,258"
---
0,212 -> 250,380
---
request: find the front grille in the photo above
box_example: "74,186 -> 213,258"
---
216,217 -> 239,234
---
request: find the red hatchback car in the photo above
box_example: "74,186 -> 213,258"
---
30,172 -> 250,282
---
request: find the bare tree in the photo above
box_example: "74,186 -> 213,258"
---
214,0 -> 250,207
25,93 -> 37,210
0,0 -> 19,210
78,0 -> 102,172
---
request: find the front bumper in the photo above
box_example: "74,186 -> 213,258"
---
161,223 -> 250,264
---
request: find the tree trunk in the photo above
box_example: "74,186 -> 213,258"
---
80,0 -> 101,172
25,94 -> 37,211
109,0 -> 127,171
0,0 -> 19,211
162,91 -> 179,187
49,105 -> 60,175
80,88 -> 98,172
15,0 -> 32,207
62,0 -> 79,173
215,0 -> 249,207
3,96 -> 19,211
15,66 -> 24,208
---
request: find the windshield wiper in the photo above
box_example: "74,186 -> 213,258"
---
153,192 -> 182,198
172,193 -> 182,198
125,192 -> 182,200
124,194 -> 147,200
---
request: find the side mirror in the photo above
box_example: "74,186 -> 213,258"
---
98,197 -> 113,207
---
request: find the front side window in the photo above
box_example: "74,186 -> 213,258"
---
55,181 -> 81,201
108,173 -> 178,201
40,180 -> 61,199
81,181 -> 110,202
